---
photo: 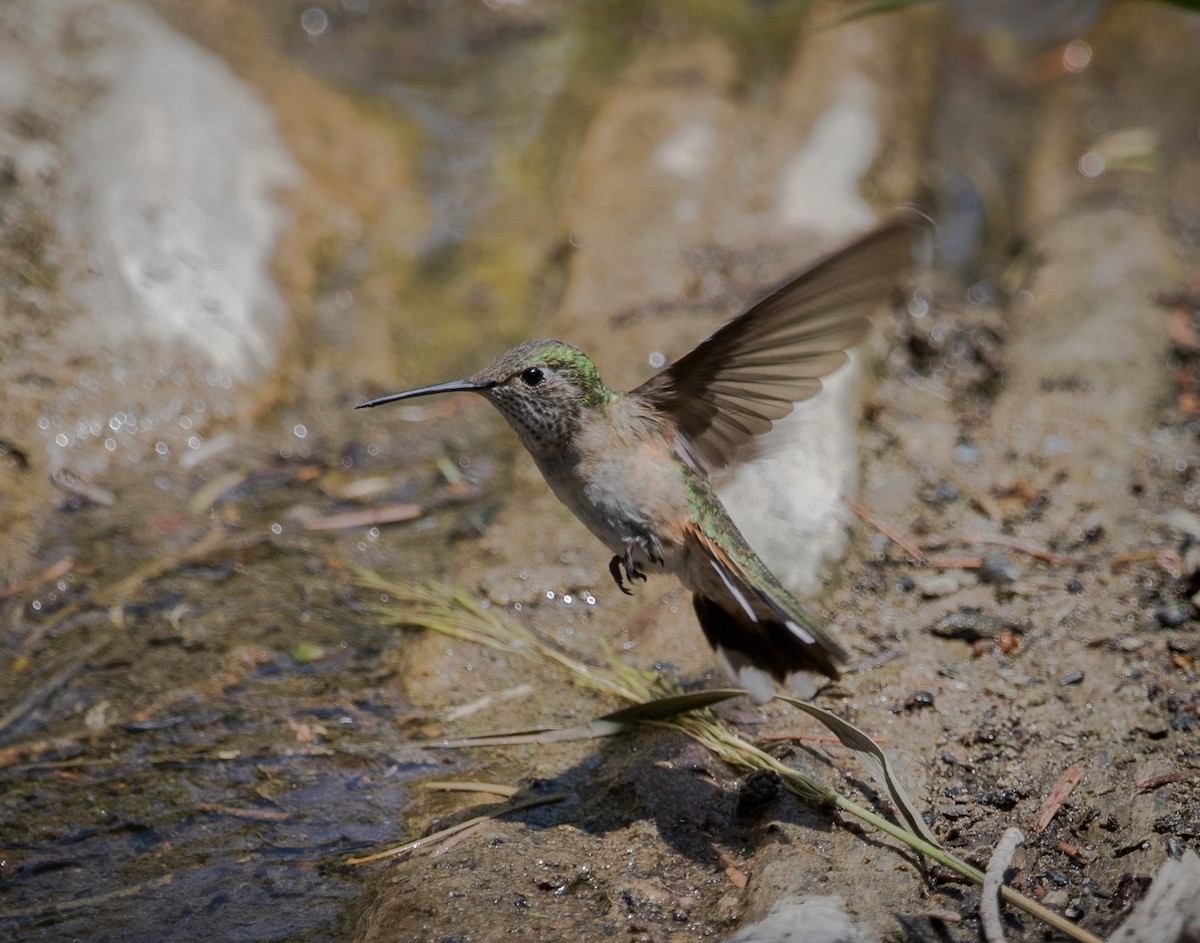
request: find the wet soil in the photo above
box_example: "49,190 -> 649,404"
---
2,2 -> 1199,942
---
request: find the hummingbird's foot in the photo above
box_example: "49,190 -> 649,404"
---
609,555 -> 634,595
608,547 -> 650,595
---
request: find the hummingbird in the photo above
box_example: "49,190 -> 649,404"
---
358,218 -> 916,702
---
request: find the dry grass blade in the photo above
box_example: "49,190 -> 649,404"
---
414,719 -> 634,749
422,782 -> 521,797
356,570 -> 652,703
444,683 -> 534,722
775,693 -> 937,846
345,790 -> 568,866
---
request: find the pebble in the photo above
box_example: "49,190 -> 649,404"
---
905,690 -> 936,710
1155,602 -> 1189,628
979,552 -> 1020,585
931,607 -> 992,641
953,442 -> 981,465
917,573 -> 962,598
928,482 -> 960,506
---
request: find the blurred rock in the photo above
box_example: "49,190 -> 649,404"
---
59,1 -> 298,385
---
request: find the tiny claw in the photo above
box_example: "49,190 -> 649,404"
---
609,555 -> 634,595
624,544 -> 647,584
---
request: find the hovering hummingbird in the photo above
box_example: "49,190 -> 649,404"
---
358,218 -> 916,702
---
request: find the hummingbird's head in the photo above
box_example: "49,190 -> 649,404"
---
357,339 -> 615,462
470,339 -> 614,459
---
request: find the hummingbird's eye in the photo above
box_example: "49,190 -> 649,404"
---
519,367 -> 545,387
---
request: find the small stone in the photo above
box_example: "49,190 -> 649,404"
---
928,481 -> 960,506
997,630 -> 1021,653
979,552 -> 1019,585
930,607 -> 992,641
917,573 -> 961,598
901,690 -> 935,711
980,789 -> 1021,810
1120,636 -> 1145,652
1067,578 -> 1084,594
617,877 -> 675,911
953,441 -> 981,465
1155,601 -> 1189,628
972,638 -> 995,657
1059,671 -> 1085,686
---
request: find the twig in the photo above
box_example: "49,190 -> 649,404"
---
846,499 -> 928,564
302,503 -> 422,531
93,525 -> 238,607
0,640 -> 109,741
982,828 -> 1023,943
19,526 -> 259,656
0,555 -> 75,600
1110,547 -> 1182,575
1036,765 -> 1084,832
0,734 -> 87,766
1137,771 -> 1188,792
922,556 -> 984,569
965,533 -> 1086,568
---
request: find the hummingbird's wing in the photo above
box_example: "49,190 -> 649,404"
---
632,217 -> 917,473
685,522 -> 847,703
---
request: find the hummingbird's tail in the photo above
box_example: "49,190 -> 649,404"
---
686,527 -> 847,704
691,594 -> 843,704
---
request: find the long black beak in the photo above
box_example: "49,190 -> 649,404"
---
355,378 -> 490,409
